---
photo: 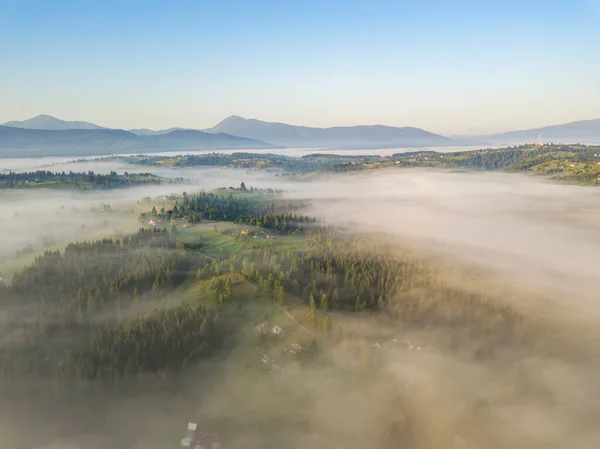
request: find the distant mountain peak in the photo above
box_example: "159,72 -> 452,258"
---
0,125 -> 279,157
205,116 -> 451,149
3,114 -> 105,131
217,115 -> 248,125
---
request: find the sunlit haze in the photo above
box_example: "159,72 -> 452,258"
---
3,2 -> 600,449
1,0 -> 599,134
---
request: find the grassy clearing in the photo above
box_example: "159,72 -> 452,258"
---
174,220 -> 311,256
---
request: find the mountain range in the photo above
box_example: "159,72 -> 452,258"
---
2,115 -> 453,151
0,125 -> 277,157
2,114 -> 600,157
204,115 -> 453,149
459,118 -> 600,145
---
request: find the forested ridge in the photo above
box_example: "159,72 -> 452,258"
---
162,191 -> 548,352
109,144 -> 600,184
0,228 -> 222,395
117,152 -> 380,173
0,189 -> 576,402
0,169 -> 174,189
394,144 -> 600,170
142,189 -> 317,233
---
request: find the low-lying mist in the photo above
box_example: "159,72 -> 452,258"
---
287,168 -> 600,322
2,163 -> 600,449
0,166 -> 278,271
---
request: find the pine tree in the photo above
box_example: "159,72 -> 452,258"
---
116,296 -> 122,322
320,293 -> 329,311
308,293 -> 317,327
355,295 -> 362,312
332,288 -> 340,310
322,316 -> 332,336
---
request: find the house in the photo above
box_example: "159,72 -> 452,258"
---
271,325 -> 285,337
255,321 -> 269,334
288,343 -> 303,355
240,230 -> 249,236
148,220 -> 156,226
261,353 -> 273,364
404,338 -> 422,351
268,362 -> 284,376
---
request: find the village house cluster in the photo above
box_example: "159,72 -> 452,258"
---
240,229 -> 276,240
253,321 -> 304,376
254,321 -> 286,338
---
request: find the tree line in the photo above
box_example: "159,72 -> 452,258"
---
0,228 -> 222,396
142,190 -> 315,234
0,169 -> 167,189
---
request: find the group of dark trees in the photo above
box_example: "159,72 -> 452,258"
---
143,190 -> 316,234
220,239 -> 523,343
0,169 -> 166,189
73,305 -> 220,381
0,228 -> 222,396
144,191 -> 529,346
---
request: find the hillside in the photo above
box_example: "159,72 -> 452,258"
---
459,118 -> 600,145
3,114 -> 106,131
205,115 -> 454,149
0,126 -> 279,157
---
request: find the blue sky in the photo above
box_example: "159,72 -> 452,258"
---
1,0 -> 599,134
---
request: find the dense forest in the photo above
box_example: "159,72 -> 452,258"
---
0,169 -> 175,189
0,188 -> 581,405
141,189 -> 316,233
150,191 -> 549,353
0,228 -> 221,397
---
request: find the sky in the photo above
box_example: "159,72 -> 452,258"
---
1,0 -> 599,135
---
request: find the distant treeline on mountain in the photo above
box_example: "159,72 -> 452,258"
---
0,169 -> 173,189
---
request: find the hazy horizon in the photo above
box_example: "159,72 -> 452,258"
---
2,0 -> 599,135
2,113 -> 600,138
3,2 -> 600,448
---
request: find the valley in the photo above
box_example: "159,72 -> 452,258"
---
2,180 -> 600,448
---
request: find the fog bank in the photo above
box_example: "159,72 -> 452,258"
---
282,169 -> 600,322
